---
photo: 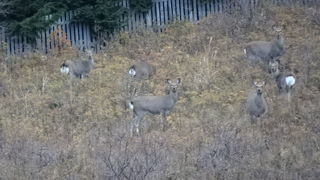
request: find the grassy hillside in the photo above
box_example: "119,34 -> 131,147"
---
0,3 -> 320,179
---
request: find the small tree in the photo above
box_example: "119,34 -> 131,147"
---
129,0 -> 153,13
71,0 -> 127,38
0,0 -> 12,17
2,0 -> 66,41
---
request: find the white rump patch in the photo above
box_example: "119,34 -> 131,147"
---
60,66 -> 70,74
128,102 -> 134,109
128,68 -> 136,76
285,76 -> 296,87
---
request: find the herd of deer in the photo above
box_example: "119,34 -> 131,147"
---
60,27 -> 296,135
244,27 -> 296,123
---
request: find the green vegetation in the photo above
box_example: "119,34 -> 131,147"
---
0,0 -> 153,41
129,0 -> 153,13
0,4 -> 320,179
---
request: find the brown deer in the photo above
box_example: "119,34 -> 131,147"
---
246,81 -> 268,123
128,78 -> 181,135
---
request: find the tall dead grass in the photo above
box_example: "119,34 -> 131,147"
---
0,4 -> 320,179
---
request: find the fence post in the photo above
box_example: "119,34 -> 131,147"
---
0,27 -> 4,51
168,0 -> 172,22
146,11 -> 152,27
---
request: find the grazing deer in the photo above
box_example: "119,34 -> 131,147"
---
244,28 -> 284,66
128,78 -> 181,135
60,50 -> 94,79
269,61 -> 296,100
128,61 -> 155,80
246,81 -> 268,123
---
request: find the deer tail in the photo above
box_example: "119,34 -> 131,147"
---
128,101 -> 134,109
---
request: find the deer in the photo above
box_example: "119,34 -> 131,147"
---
128,78 -> 181,135
128,61 -> 155,80
246,81 -> 268,123
60,50 -> 94,79
244,28 -> 285,69
269,61 -> 296,100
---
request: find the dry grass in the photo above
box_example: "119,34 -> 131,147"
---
0,4 -> 320,179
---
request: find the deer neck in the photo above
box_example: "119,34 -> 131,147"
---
273,39 -> 283,49
88,56 -> 94,65
168,91 -> 179,102
274,72 -> 283,81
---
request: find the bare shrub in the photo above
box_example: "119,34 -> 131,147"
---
0,4 -> 320,180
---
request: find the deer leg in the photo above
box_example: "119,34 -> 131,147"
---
160,112 -> 166,131
250,115 -> 256,124
285,85 -> 290,94
135,113 -> 145,136
135,116 -> 141,136
135,122 -> 140,136
130,113 -> 140,136
130,116 -> 139,136
130,115 -> 136,137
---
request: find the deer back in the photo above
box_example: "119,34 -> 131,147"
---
246,41 -> 273,60
129,61 -> 155,80
269,35 -> 285,58
130,78 -> 181,114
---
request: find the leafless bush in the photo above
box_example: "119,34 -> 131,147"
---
307,7 -> 320,26
0,135 -> 60,179
0,4 -> 320,180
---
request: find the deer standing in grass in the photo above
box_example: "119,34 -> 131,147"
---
244,28 -> 285,69
128,78 -> 181,135
127,61 -> 156,99
60,50 -> 94,79
246,81 -> 268,123
269,61 -> 296,101
128,61 -> 155,80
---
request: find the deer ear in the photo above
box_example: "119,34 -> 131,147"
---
166,79 -> 171,84
177,78 -> 181,84
254,80 -> 266,87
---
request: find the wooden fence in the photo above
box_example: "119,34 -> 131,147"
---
1,12 -> 92,55
0,0 -> 318,55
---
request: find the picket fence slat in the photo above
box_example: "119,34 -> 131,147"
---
168,0 -> 172,21
207,0 -> 211,13
188,0 -> 193,21
164,1 -> 168,24
175,0 -> 180,21
160,1 -> 164,26
132,12 -> 136,31
171,0 -> 176,21
179,0 -> 183,21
